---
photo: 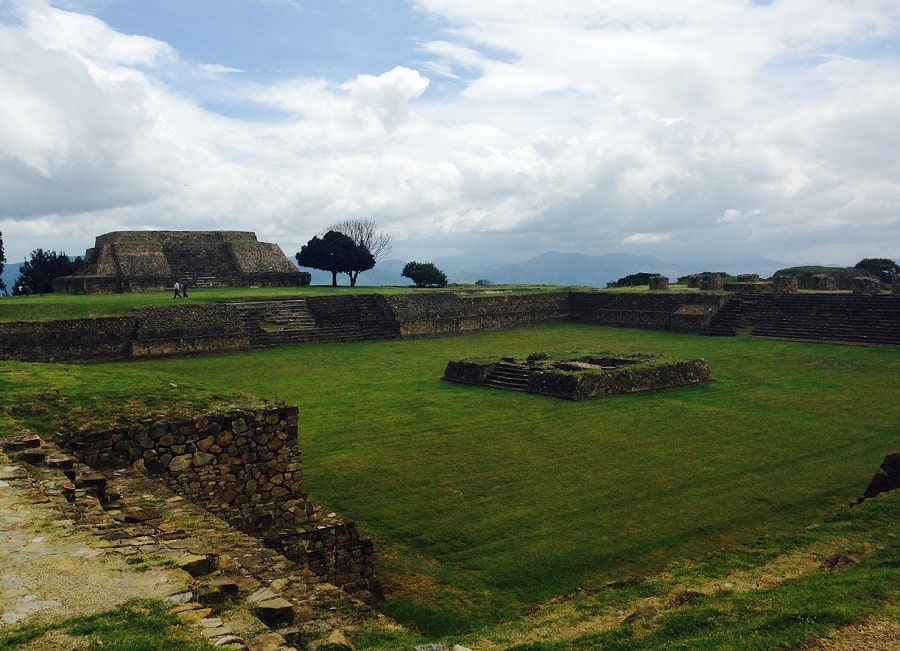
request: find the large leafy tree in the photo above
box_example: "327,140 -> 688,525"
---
328,218 -> 392,263
402,261 -> 448,287
16,249 -> 82,294
296,230 -> 375,287
854,258 -> 900,285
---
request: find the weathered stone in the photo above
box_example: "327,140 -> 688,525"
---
177,553 -> 219,577
197,436 -> 216,452
246,632 -> 290,651
863,452 -> 900,499
250,597 -> 294,627
168,454 -> 194,472
193,451 -> 216,467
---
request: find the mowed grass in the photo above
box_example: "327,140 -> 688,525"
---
105,324 -> 900,635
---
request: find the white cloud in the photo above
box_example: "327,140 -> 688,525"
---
2,0 -> 900,270
622,232 -> 671,245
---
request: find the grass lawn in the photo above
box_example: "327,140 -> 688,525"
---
86,324 -> 898,636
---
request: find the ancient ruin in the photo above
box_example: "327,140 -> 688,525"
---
56,405 -> 380,603
443,352 -> 713,400
53,230 -> 308,293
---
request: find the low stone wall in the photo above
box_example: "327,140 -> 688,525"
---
383,291 -> 570,337
57,406 -> 380,601
569,292 -> 728,333
443,359 -> 497,385
0,317 -> 135,362
528,359 -> 713,400
130,304 -> 250,358
444,357 -> 713,400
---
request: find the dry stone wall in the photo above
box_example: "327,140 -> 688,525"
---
0,317 -> 135,362
3,290 -> 899,363
382,291 -> 570,337
58,406 -> 380,601
569,292 -> 728,333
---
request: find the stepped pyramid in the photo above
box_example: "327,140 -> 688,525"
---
54,231 -> 308,294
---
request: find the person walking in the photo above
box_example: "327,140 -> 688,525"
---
181,280 -> 189,298
173,281 -> 181,299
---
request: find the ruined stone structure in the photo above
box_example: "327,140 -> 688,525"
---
58,405 -> 380,602
3,289 -> 899,363
443,355 -> 713,400
53,231 -> 308,293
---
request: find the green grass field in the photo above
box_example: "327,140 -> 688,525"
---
2,314 -> 899,648
94,325 -> 900,632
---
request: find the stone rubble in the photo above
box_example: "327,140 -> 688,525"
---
1,432 -> 394,650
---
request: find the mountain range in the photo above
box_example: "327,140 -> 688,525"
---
1,252 -> 790,293
314,251 -> 790,287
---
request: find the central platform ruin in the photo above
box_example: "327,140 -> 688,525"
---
443,351 -> 713,400
53,230 -> 308,293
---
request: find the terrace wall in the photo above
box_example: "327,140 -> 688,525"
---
568,291 -> 729,333
57,405 -> 380,601
2,290 -> 898,363
382,291 -> 571,337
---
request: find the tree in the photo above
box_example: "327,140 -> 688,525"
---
854,258 -> 900,285
295,230 -> 375,287
15,249 -> 82,294
610,272 -> 657,288
402,261 -> 448,287
328,218 -> 392,263
0,231 -> 5,293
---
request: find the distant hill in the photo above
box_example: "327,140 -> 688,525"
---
1,252 -> 788,292
318,252 -> 788,288
1,262 -> 22,293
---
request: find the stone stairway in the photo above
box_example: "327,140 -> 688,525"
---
483,361 -> 532,391
163,237 -> 242,288
1,431 -> 389,649
702,293 -> 765,336
232,299 -> 320,348
306,295 -> 399,343
231,296 -> 400,349
752,294 -> 900,345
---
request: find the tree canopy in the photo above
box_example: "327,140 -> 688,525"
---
328,218 -> 392,263
296,230 -> 375,287
402,261 -> 448,287
15,249 -> 82,294
854,258 -> 899,284
609,272 -> 658,288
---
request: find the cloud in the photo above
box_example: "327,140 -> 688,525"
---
622,232 -> 671,245
1,0 -> 900,270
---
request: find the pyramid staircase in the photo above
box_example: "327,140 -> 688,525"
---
702,293 -> 765,336
231,296 -> 400,349
752,294 -> 900,345
483,361 -> 532,392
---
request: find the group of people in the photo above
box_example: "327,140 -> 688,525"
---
173,280 -> 189,299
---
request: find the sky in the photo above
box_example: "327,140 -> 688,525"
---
2,0 -> 900,273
